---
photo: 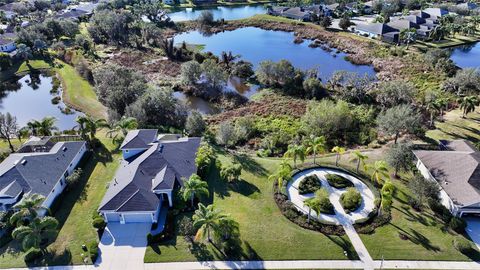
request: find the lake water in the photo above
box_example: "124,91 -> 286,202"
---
168,5 -> 266,22
174,27 -> 376,82
0,74 -> 83,130
450,42 -> 480,68
173,91 -> 221,115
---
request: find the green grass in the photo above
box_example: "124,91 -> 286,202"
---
426,108 -> 480,144
16,60 -> 54,74
415,35 -> 480,49
144,152 -> 357,262
0,134 -> 120,267
55,60 -> 107,120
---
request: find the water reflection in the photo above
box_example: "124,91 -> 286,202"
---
168,5 -> 266,22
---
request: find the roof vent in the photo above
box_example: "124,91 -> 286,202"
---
21,160 -> 27,165
158,144 -> 164,153
62,147 -> 67,151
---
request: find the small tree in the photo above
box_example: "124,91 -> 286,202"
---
408,174 -> 440,206
0,112 -> 18,152
320,16 -> 332,28
339,17 -> 352,31
220,163 -> 242,183
331,146 -> 346,167
66,168 -> 83,187
197,10 -> 214,26
458,96 -> 479,118
185,111 -> 206,136
216,121 -> 236,149
284,144 -> 306,168
181,174 -> 209,208
385,142 -> 413,178
350,150 -> 368,173
304,135 -> 326,165
12,216 -> 58,251
268,159 -> 292,191
366,160 -> 390,186
377,104 -> 421,144
380,180 -> 395,215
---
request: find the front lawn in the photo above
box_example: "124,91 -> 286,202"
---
426,108 -> 480,144
0,134 -> 120,267
144,153 -> 358,262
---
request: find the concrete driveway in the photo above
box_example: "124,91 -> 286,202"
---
95,223 -> 151,270
465,217 -> 480,250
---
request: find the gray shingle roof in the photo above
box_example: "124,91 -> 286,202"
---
0,141 -> 85,201
387,19 -> 419,31
355,22 -> 398,35
99,137 -> 201,212
120,129 -> 158,150
414,141 -> 480,207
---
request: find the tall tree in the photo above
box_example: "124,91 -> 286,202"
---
350,150 -> 368,173
12,216 -> 58,251
76,116 -> 108,141
304,135 -> 326,165
331,146 -> 346,167
379,180 -> 395,216
0,112 -> 18,152
181,174 -> 209,208
386,143 -> 413,178
268,159 -> 293,190
377,104 -> 421,144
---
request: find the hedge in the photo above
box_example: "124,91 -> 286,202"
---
326,174 -> 353,189
92,217 -> 106,230
88,240 -> 99,263
340,187 -> 362,213
298,175 -> 321,195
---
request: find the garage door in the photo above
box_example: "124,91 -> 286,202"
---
123,213 -> 152,223
105,213 -> 121,222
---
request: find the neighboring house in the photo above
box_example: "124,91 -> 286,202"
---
413,140 -> 480,217
0,136 -> 87,213
163,0 -> 175,5
267,6 -> 289,16
99,130 -> 201,224
191,0 -> 217,5
282,7 -> 311,21
423,7 -> 449,21
353,22 -> 399,43
456,2 -> 478,11
0,33 -> 16,52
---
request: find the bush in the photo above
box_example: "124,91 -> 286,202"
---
92,217 -> 106,230
428,198 -> 452,222
178,216 -> 195,238
453,236 -> 472,254
449,217 -> 467,233
88,240 -> 99,263
315,188 -> 335,214
24,248 -> 42,262
340,187 -> 362,213
326,174 -> 353,189
298,175 -> 321,195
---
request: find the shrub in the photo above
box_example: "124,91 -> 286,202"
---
178,216 -> 195,238
315,188 -> 335,214
298,175 -> 321,195
326,174 -> 353,189
449,217 -> 467,233
220,162 -> 242,183
428,198 -> 452,222
340,187 -> 362,213
88,240 -> 99,263
92,217 -> 106,230
453,237 -> 472,254
24,248 -> 42,262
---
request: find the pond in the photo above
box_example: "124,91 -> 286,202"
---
173,91 -> 221,115
0,74 -> 83,130
449,42 -> 480,69
168,5 -> 266,22
174,27 -> 376,83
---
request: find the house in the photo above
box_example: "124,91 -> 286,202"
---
98,130 -> 201,224
353,22 -> 399,43
282,7 -> 311,21
0,136 -> 86,213
387,19 -> 419,31
191,0 -> 217,5
413,140 -> 480,217
267,6 -> 289,16
456,2 -> 478,11
0,33 -> 16,52
423,7 -> 449,21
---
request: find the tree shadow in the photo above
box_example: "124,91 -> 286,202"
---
243,241 -> 262,260
229,179 -> 261,197
38,248 -> 72,266
390,223 -> 441,252
232,154 -> 268,177
325,235 -> 359,260
189,241 -> 214,261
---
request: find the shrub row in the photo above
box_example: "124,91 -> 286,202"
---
274,192 -> 345,236
326,174 -> 353,189
89,240 -> 99,263
354,210 -> 392,234
298,175 -> 321,195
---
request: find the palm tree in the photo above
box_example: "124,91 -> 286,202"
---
26,117 -> 58,137
304,135 -> 326,165
331,146 -> 346,167
435,97 -> 449,122
76,116 -> 108,141
181,174 -> 209,208
26,120 -> 40,136
219,51 -> 239,69
426,99 -> 440,127
10,194 -> 47,226
12,216 -> 58,251
366,160 -> 390,186
268,159 -> 292,190
379,180 -> 395,216
458,96 -> 479,118
399,28 -> 417,48
193,203 -> 229,243
284,144 -> 306,168
107,117 -> 138,140
350,150 -> 368,173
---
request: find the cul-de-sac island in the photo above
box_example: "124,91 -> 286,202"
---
0,0 -> 478,269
